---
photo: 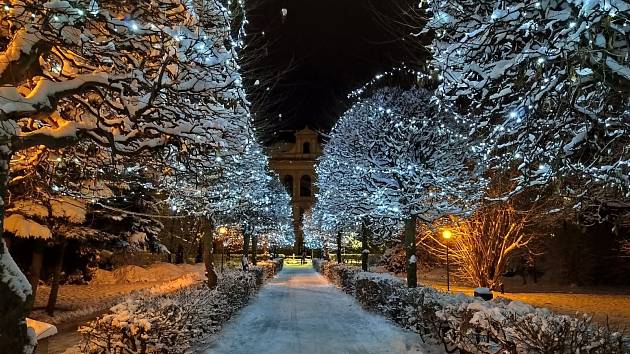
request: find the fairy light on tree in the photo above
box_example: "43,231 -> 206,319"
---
0,0 -> 254,350
314,85 -> 486,287
423,0 -> 630,225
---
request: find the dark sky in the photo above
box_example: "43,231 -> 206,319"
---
245,0 -> 424,138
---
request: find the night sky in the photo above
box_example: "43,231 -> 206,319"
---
245,0 -> 426,138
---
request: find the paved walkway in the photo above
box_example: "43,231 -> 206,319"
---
201,264 -> 436,354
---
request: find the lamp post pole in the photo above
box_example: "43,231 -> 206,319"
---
218,226 -> 227,272
221,242 -> 225,273
446,243 -> 450,291
442,229 -> 452,292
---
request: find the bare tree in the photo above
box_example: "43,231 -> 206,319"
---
421,202 -> 532,290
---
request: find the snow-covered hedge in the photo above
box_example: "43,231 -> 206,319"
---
377,245 -> 408,274
312,258 -> 325,273
78,266 -> 279,353
253,258 -> 283,285
320,260 -> 361,293
315,261 -> 629,353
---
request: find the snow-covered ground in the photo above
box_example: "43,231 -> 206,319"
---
201,264 -> 441,354
378,266 -> 630,328
31,263 -> 204,325
30,263 -> 204,354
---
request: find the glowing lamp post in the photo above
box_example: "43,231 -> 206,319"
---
442,229 -> 452,291
219,226 -> 228,272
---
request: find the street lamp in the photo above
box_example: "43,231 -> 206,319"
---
442,229 -> 452,291
219,226 -> 228,272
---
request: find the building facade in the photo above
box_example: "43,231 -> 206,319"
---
268,127 -> 320,254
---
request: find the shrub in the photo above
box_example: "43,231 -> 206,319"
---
312,258 -> 325,273
316,262 -> 630,354
78,265 -> 281,353
320,261 -> 360,293
377,245 -> 408,274
436,300 -> 629,354
255,258 -> 284,283
249,266 -> 265,286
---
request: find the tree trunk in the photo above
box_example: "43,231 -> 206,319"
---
262,239 -> 269,261
404,217 -> 417,288
336,231 -> 342,264
46,241 -> 67,316
242,227 -> 251,271
203,220 -> 218,289
361,220 -> 370,271
195,239 -> 203,263
251,234 -> 258,266
0,144 -> 35,353
27,241 -> 45,309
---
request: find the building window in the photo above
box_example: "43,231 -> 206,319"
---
303,142 -> 311,154
300,175 -> 312,197
283,175 -> 294,197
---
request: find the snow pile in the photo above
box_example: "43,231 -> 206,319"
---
145,273 -> 205,295
111,265 -> 159,283
315,260 -> 630,354
78,270 -> 260,353
91,262 -> 203,285
88,269 -> 116,285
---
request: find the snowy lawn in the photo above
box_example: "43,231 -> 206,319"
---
30,263 -> 205,354
31,263 -> 205,325
402,267 -> 630,328
201,263 -> 442,354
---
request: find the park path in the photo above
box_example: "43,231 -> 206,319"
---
201,264 -> 438,354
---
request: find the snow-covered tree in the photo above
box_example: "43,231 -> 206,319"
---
253,176 -> 295,257
4,143 -> 166,315
302,211 -> 326,251
315,86 -> 486,286
424,0 -> 630,225
164,136 -> 294,277
0,0 -> 250,350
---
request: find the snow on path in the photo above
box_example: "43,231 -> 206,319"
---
201,264 -> 437,354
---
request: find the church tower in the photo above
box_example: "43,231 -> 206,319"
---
268,127 -> 320,254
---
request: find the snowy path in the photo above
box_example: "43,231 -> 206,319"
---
201,264 -> 436,354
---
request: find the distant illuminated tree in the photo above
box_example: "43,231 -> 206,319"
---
315,86 -> 486,286
248,175 -> 295,263
302,211 -> 326,251
166,139 -> 293,274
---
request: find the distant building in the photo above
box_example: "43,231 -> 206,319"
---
268,127 -> 320,254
